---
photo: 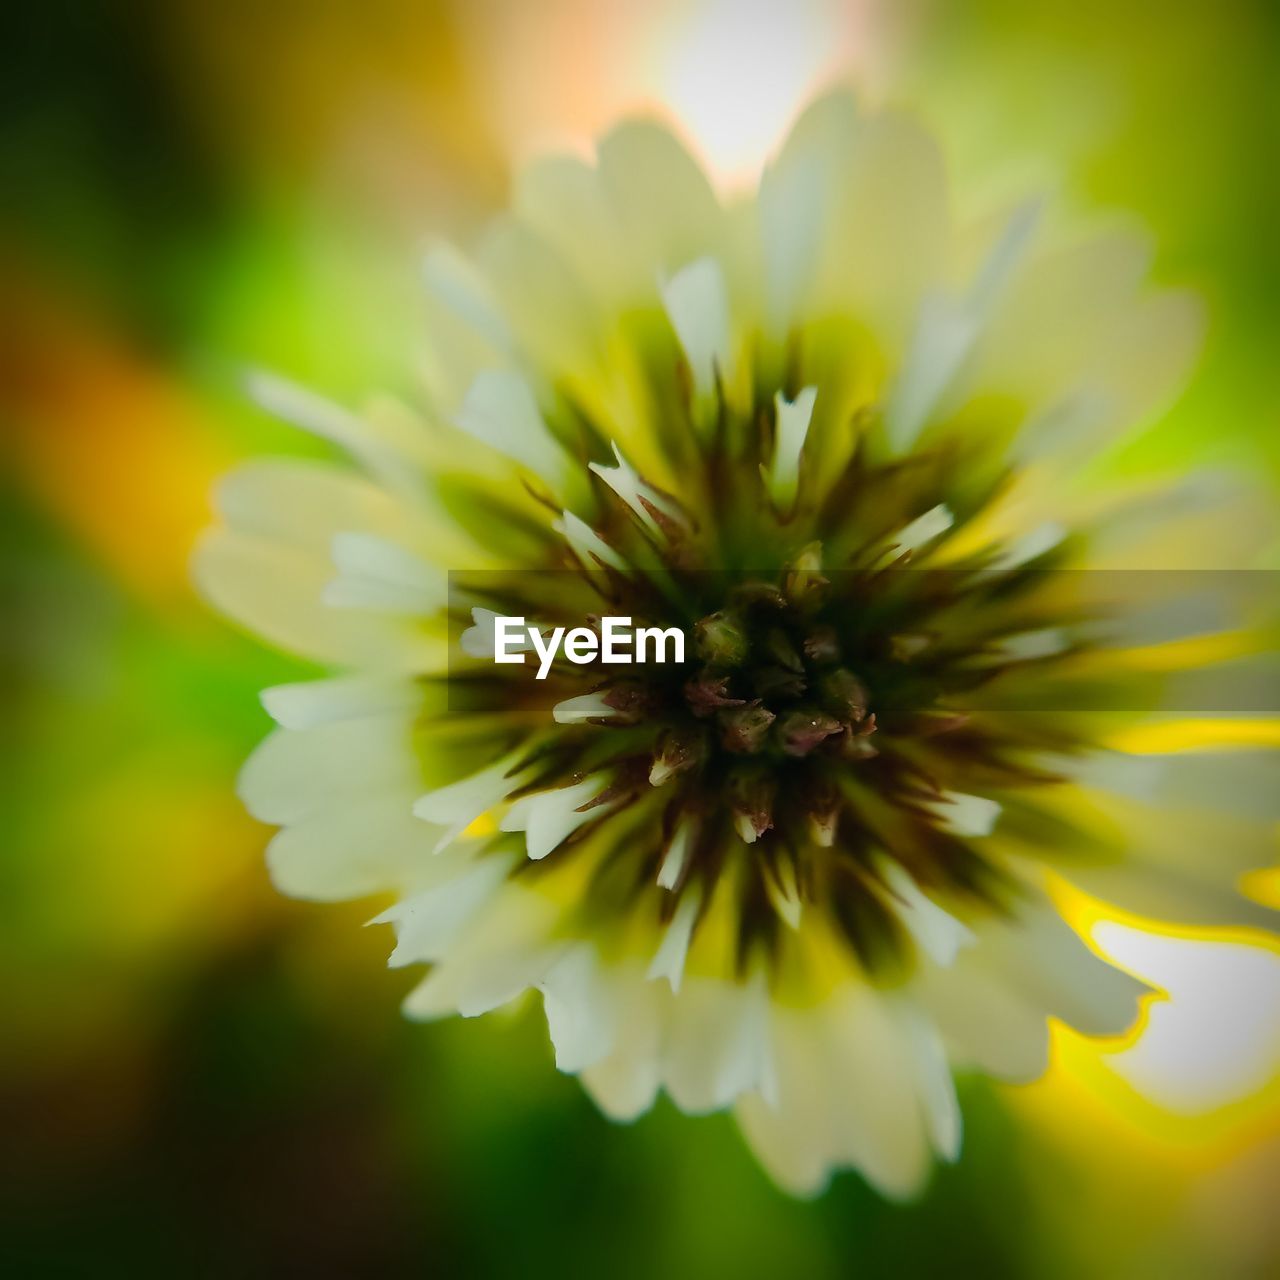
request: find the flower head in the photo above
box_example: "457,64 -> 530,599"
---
198,93 -> 1276,1196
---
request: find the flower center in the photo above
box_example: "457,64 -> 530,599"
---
442,396 -> 1093,972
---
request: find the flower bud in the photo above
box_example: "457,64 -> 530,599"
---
649,725 -> 706,786
802,625 -> 840,665
694,610 -> 749,666
782,541 -> 827,610
777,707 -> 844,757
819,668 -> 869,722
719,702 -> 776,754
729,769 -> 775,843
683,670 -> 746,718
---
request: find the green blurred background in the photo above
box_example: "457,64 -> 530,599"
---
2,1 -> 1277,1275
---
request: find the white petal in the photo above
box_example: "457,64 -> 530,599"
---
762,857 -> 803,930
596,120 -> 722,275
969,197 -> 1043,313
540,944 -> 621,1072
1092,926 -> 1280,1113
588,442 -> 683,538
662,973 -> 776,1113
916,954 -> 1053,1081
758,92 -> 857,337
499,776 -> 608,860
1042,765 -> 1277,929
1062,848 -> 1276,934
1092,288 -> 1205,428
766,387 -> 816,510
657,817 -> 695,890
894,1003 -> 962,1161
885,294 -> 979,453
873,858 -> 974,967
883,504 -> 954,560
460,606 -> 535,659
969,226 -> 1203,439
817,986 -> 933,1197
266,797 -> 430,902
926,791 -> 1001,838
407,942 -> 565,1020
660,256 -> 730,399
1076,749 -> 1280,825
736,981 -> 932,1199
213,457 -> 417,554
917,903 -> 1147,1078
989,521 -> 1066,569
375,853 -> 516,965
886,200 -> 1040,451
403,887 -> 565,1019
261,674 -> 420,730
552,691 -> 616,724
453,369 -> 568,491
1005,907 -> 1150,1038
816,112 -> 951,339
988,628 -> 1070,662
246,370 -> 417,491
476,214 -> 601,386
323,532 -> 444,614
734,1019 -> 830,1197
421,241 -> 510,351
647,888 -> 702,993
580,970 -> 666,1120
763,100 -> 951,349
555,511 -> 628,572
514,154 -> 627,302
194,528 -> 431,668
419,243 -> 510,413
239,714 -> 419,828
414,755 -> 527,854
979,229 -> 1154,398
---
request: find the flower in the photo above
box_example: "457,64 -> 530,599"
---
197,92 -> 1277,1197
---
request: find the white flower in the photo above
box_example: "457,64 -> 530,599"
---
197,92 -> 1275,1197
